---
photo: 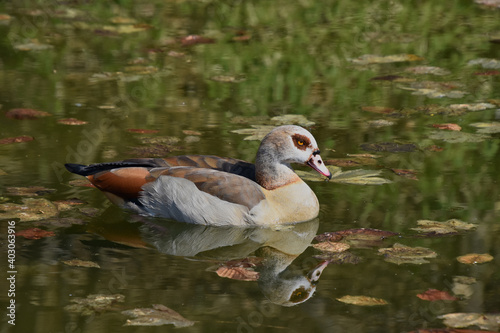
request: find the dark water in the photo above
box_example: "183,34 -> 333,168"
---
1,1 -> 500,332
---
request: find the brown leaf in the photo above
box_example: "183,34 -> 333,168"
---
474,70 -> 500,75
216,266 -> 259,281
127,128 -> 160,134
182,130 -> 201,136
53,199 -> 87,211
417,289 -> 458,301
222,257 -> 263,268
457,253 -> 494,265
62,259 -> 100,268
391,169 -> 418,180
0,136 -> 34,144
57,118 -> 88,125
5,108 -> 51,119
439,312 -> 500,331
426,145 -> 444,152
181,35 -> 215,46
68,179 -> 95,187
432,123 -> 462,131
336,295 -> 388,306
66,294 -> 125,316
312,241 -> 350,253
313,251 -> 362,264
15,228 -> 55,239
409,329 -> 497,333
123,304 -> 194,327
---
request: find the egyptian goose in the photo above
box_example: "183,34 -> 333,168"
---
65,125 -> 331,226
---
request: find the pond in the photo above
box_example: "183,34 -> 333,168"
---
1,0 -> 500,332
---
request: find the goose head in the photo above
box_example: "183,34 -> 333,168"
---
255,125 -> 331,189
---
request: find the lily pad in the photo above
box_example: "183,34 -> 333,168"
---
313,251 -> 362,264
457,253 -> 494,265
62,259 -> 100,268
57,118 -> 88,125
399,81 -> 467,98
210,75 -> 246,83
367,119 -> 395,127
429,130 -> 490,143
65,294 -> 125,316
439,313 -> 500,331
315,228 -> 398,242
361,106 -> 396,114
452,276 -> 477,300
270,114 -> 315,127
378,243 -> 437,265
467,58 -> 500,69
6,186 -> 56,197
123,304 -> 195,327
0,198 -> 59,222
325,156 -> 378,167
14,41 -> 53,51
336,295 -> 388,306
296,166 -> 392,185
449,103 -> 496,112
432,123 -> 462,131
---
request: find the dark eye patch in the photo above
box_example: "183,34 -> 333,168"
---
292,134 -> 311,151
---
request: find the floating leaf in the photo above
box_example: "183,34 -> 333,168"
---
65,294 -> 125,316
0,14 -> 12,25
416,289 -> 458,301
62,259 -> 100,268
391,169 -> 418,180
123,304 -> 195,327
457,253 -> 494,265
325,156 -> 378,167
349,54 -> 423,65
360,142 -> 417,152
231,125 -> 275,141
379,243 -> 437,265
181,35 -> 215,46
467,58 -> 500,69
439,313 -> 500,331
216,266 -> 259,281
57,118 -> 88,125
474,70 -> 500,75
336,295 -> 388,306
6,186 -> 56,197
14,41 -> 53,51
53,199 -> 86,211
0,136 -> 34,144
15,228 -> 55,239
412,219 -> 477,235
452,276 -> 477,300
449,103 -> 496,112
182,130 -> 201,136
432,123 -> 462,131
312,241 -> 350,253
5,108 -> 51,119
0,198 -> 59,222
405,66 -> 451,76
210,75 -> 246,83
367,119 -> 395,127
399,81 -> 467,98
470,122 -> 500,134
270,114 -> 315,127
429,131 -> 490,143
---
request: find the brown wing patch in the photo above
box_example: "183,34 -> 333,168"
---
292,134 -> 311,151
150,167 -> 265,210
88,167 -> 152,200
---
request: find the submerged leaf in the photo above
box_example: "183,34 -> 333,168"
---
336,295 -> 388,306
457,253 -> 494,265
57,118 -> 88,125
429,131 -> 490,143
470,122 -> 500,134
449,103 -> 496,112
360,142 -> 417,153
315,228 -> 398,242
416,289 -> 458,301
123,304 -> 194,327
467,58 -> 500,69
361,106 -> 396,114
6,186 -> 56,197
5,108 -> 51,119
452,276 -> 477,300
405,66 -> 451,76
15,228 -> 55,239
65,294 -> 125,316
391,169 -> 418,180
0,198 -> 59,221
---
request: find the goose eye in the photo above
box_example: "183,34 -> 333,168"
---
297,140 -> 304,146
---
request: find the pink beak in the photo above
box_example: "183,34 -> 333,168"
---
307,152 -> 331,179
